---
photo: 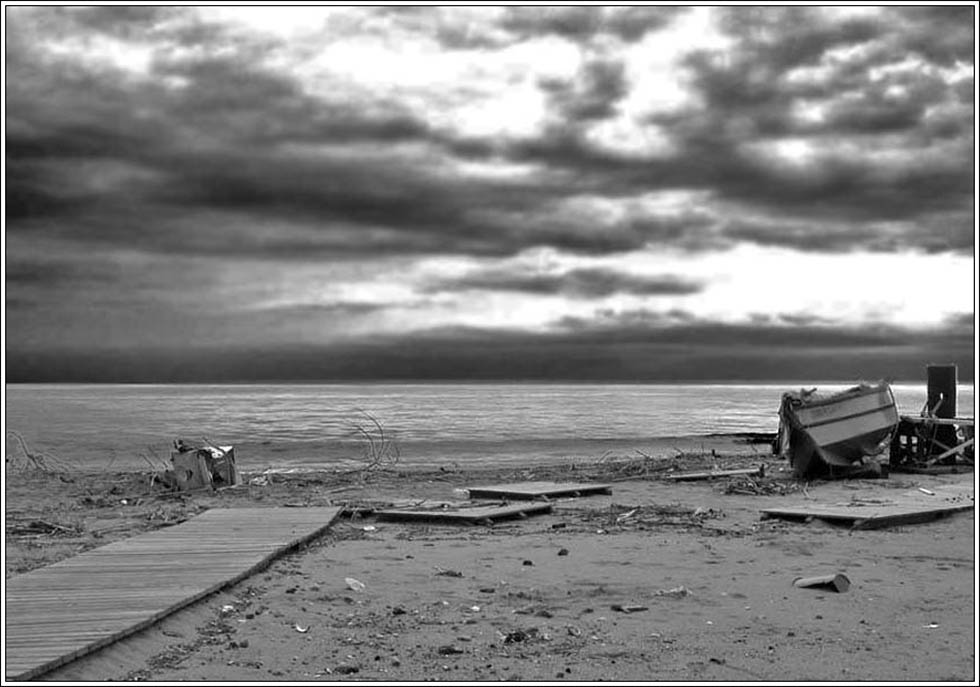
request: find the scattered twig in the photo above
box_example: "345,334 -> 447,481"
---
6,430 -> 75,472
342,409 -> 401,474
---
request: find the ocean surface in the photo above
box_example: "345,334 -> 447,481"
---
4,383 -> 975,473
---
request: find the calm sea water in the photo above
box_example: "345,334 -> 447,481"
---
4,383 -> 975,472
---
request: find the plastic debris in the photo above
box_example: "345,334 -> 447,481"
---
558,548 -> 569,556
611,604 -> 649,613
793,573 -> 850,593
345,577 -> 367,592
615,509 -> 638,523
918,488 -> 936,495
434,567 -> 463,577
294,624 -> 310,633
654,586 -> 692,599
503,628 -> 538,644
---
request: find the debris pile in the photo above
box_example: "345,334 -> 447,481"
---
722,476 -> 803,496
583,503 -> 724,530
156,439 -> 240,492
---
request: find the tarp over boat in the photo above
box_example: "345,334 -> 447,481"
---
777,382 -> 900,478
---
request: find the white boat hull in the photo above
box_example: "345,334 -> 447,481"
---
778,383 -> 899,477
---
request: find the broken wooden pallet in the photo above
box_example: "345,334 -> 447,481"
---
375,502 -> 552,525
464,481 -> 611,501
760,483 -> 974,530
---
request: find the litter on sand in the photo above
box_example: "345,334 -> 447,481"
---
793,573 -> 851,593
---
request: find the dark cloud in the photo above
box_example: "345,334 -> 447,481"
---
9,5 -> 971,263
9,320 -> 973,383
3,6 -> 974,383
499,6 -> 685,45
721,217 -> 975,254
428,267 -> 703,298
539,58 -> 628,123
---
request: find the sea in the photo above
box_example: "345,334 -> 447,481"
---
4,383 -> 975,473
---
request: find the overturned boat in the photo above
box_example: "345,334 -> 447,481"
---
776,382 -> 900,478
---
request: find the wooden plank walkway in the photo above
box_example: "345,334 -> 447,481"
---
465,481 -> 611,501
761,483 -> 974,530
4,507 -> 341,681
376,502 -> 552,525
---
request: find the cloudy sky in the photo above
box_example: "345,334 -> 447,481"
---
4,5 -> 976,382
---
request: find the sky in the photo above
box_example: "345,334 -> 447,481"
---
3,4 -> 977,382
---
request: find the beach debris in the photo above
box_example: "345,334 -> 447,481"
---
160,439 -> 240,492
551,523 -> 567,529
8,519 -> 82,537
918,488 -> 936,495
522,560 -> 534,566
434,567 -> 463,577
376,502 -> 551,525
611,604 -> 649,613
775,382 -> 898,479
467,481 -> 612,501
220,604 -> 236,615
653,586 -> 692,599
793,573 -> 850,593
362,525 -> 377,532
503,628 -> 538,644
923,622 -> 940,629
615,508 -> 638,523
391,606 -> 407,616
557,548 -> 569,556
723,475 -> 801,496
294,624 -> 310,633
437,645 -> 465,655
665,466 -> 764,482
345,577 -> 367,592
334,664 -> 360,675
479,587 -> 496,594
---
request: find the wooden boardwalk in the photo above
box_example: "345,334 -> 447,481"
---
4,507 -> 341,681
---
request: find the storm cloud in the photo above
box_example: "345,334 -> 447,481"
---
429,267 -> 702,298
4,6 -> 975,382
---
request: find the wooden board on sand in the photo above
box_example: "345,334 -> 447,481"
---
376,502 -> 553,525
5,507 -> 342,682
760,483 -> 974,530
465,481 -> 612,500
665,466 -> 764,481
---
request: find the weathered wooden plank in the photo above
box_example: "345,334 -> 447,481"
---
376,502 -> 553,524
760,483 -> 974,530
664,466 -> 764,481
465,481 -> 611,500
4,507 -> 341,682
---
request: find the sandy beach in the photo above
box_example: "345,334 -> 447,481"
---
4,438 -> 975,683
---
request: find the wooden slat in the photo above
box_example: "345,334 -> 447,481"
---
376,502 -> 553,524
664,466 -> 764,481
4,507 -> 341,681
465,481 -> 612,500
